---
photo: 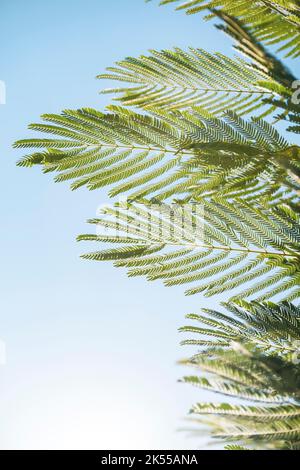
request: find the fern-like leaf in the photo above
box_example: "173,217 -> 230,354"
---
98,48 -> 278,115
14,107 -> 300,202
180,299 -> 300,449
77,199 -> 300,302
151,1 -> 300,58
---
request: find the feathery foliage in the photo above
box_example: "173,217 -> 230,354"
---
180,301 -> 300,359
98,48 -> 279,115
78,199 -> 300,302
16,0 -> 300,451
14,107 -> 300,201
212,10 -> 300,134
180,301 -> 300,449
150,0 -> 300,58
213,10 -> 297,87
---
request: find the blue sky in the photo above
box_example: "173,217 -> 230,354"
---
1,0 -> 299,450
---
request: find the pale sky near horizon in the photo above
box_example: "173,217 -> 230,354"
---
1,0 -> 299,450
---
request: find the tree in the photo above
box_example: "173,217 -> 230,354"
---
14,0 -> 300,449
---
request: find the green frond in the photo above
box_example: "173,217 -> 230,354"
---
191,403 -> 300,421
180,299 -> 300,449
183,353 -> 300,448
214,419 -> 300,442
181,301 -> 300,358
15,0 -> 300,452
213,10 -> 297,87
98,48 -> 278,115
14,107 -> 300,202
151,1 -> 300,58
78,199 -> 300,301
